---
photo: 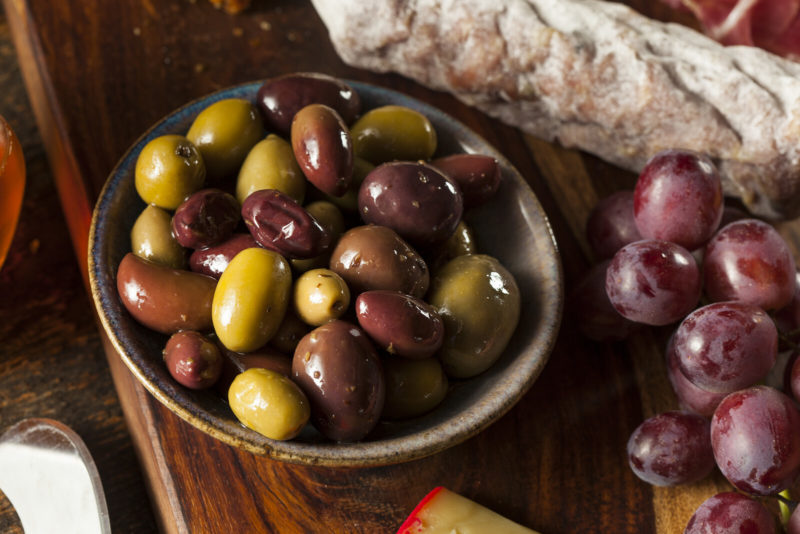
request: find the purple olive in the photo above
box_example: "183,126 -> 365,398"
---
359,162 -> 463,249
430,154 -> 501,209
356,290 -> 443,359
256,73 -> 361,136
242,189 -> 331,260
171,188 -> 241,249
163,331 -> 223,389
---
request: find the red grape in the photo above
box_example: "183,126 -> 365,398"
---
605,240 -> 701,326
633,149 -> 723,251
684,492 -> 776,534
586,190 -> 642,260
673,302 -> 777,393
569,261 -> 638,342
711,386 -> 800,495
665,336 -> 726,416
627,411 -> 714,486
704,219 -> 796,310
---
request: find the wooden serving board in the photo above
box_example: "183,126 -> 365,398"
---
3,0 -> 794,532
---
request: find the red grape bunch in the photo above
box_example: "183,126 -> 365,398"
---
573,148 -> 800,533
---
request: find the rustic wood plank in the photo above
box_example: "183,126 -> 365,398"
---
5,0 -> 797,532
0,12 -> 157,533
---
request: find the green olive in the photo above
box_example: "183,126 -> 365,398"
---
213,248 -> 292,352
187,98 -> 263,182
430,220 -> 478,272
350,105 -> 437,165
293,268 -> 350,326
305,200 -> 346,238
236,134 -> 305,205
228,368 -> 310,440
290,200 -> 346,273
321,156 -> 374,213
381,356 -> 448,419
442,220 -> 477,257
134,135 -> 205,209
130,205 -> 187,269
428,254 -> 520,378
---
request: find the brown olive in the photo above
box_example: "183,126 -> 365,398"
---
163,331 -> 223,389
116,253 -> 216,334
329,225 -> 429,298
269,310 -> 312,355
291,104 -> 353,197
292,320 -> 384,442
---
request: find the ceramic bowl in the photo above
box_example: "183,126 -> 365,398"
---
88,79 -> 562,466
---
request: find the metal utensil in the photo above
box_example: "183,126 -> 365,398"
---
0,418 -> 111,534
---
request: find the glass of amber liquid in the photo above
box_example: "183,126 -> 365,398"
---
0,115 -> 25,269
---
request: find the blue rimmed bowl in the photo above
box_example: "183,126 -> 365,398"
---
88,79 -> 562,466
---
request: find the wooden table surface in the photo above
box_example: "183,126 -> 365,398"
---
1,1 -> 795,533
0,12 -> 158,534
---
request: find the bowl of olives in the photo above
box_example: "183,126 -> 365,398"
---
89,73 -> 562,466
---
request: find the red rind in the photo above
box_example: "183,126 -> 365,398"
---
397,487 -> 445,534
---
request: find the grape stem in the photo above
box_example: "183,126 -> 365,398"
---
777,328 -> 800,353
777,490 -> 795,525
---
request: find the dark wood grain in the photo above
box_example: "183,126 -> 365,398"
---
0,13 -> 157,534
2,0 -> 797,533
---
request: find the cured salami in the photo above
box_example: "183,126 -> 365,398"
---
313,0 -> 800,219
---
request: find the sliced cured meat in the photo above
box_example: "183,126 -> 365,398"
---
313,0 -> 800,219
750,0 -> 799,42
766,11 -> 800,58
668,0 -> 800,57
685,0 -> 751,43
